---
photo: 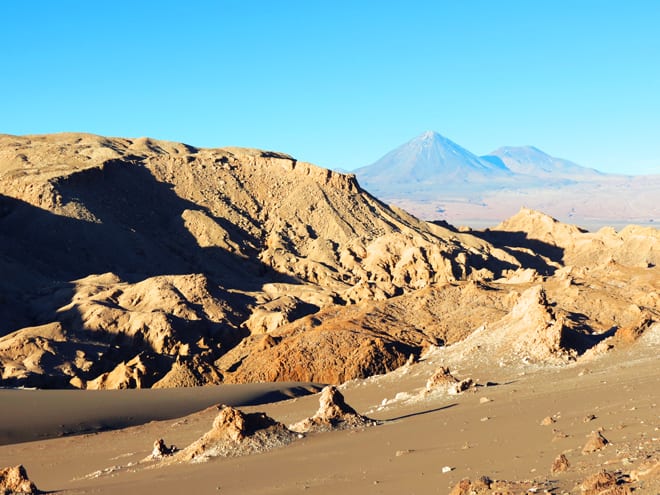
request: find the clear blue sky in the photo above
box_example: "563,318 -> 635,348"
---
2,1 -> 659,174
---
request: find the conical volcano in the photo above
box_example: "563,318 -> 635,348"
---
354,131 -> 511,195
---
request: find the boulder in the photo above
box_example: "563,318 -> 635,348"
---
179,405 -> 297,461
551,453 -> 570,473
582,431 -> 609,454
290,386 -> 376,433
449,475 -> 540,495
0,465 -> 38,495
425,366 -> 458,391
580,470 -> 630,495
151,438 -> 177,458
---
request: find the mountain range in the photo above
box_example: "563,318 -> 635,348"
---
483,145 -> 602,179
354,131 -> 659,228
355,131 -> 511,190
1,132 -> 657,391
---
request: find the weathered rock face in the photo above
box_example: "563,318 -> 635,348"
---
178,405 -> 297,461
425,366 -> 476,396
444,285 -> 588,366
0,133 -> 520,389
151,356 -> 220,389
217,330 -> 412,385
449,476 -> 543,495
290,386 -> 375,433
151,438 -> 176,459
0,134 -> 657,389
582,431 -> 609,455
425,366 -> 458,391
0,465 -> 38,495
216,281 -> 522,385
505,285 -> 576,362
551,453 -> 570,474
491,207 -> 660,270
580,470 -> 630,495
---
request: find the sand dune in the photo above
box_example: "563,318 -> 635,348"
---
0,382 -> 320,445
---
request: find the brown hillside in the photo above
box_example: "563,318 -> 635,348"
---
0,133 -> 522,388
0,135 -> 657,389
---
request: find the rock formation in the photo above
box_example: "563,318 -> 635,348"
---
178,405 -> 297,461
582,431 -> 609,454
629,457 -> 660,483
448,378 -> 476,395
540,416 -> 556,426
580,470 -> 629,495
290,386 -> 375,433
0,465 -> 38,495
424,366 -> 476,395
0,133 -> 521,389
0,133 -> 657,389
449,476 -> 542,495
151,438 -> 177,459
425,366 -> 458,391
443,284 -> 595,366
491,207 -> 660,270
503,285 -> 576,362
551,453 -> 570,473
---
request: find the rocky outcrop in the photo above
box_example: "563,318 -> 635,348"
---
503,286 -> 576,361
580,470 -> 630,495
217,330 -> 413,385
151,438 -> 176,459
424,366 -> 476,395
290,386 -> 375,433
448,378 -> 476,395
0,133 -> 520,389
0,465 -> 38,495
425,366 -> 458,390
551,453 -> 570,473
449,476 -> 542,495
178,405 -> 297,462
582,431 -> 609,454
85,353 -> 161,390
445,285 -> 590,366
494,208 -> 660,270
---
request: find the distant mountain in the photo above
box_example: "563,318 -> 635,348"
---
352,131 -> 659,228
482,146 -> 602,179
354,131 -> 511,195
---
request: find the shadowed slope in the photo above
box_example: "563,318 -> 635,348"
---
0,133 -> 518,389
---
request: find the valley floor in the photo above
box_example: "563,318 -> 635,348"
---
1,329 -> 658,494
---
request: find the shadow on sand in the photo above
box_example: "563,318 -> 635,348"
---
383,403 -> 458,422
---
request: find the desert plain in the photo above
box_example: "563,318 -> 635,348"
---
0,133 -> 658,494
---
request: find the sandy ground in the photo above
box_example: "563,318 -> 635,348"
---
1,331 -> 658,494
